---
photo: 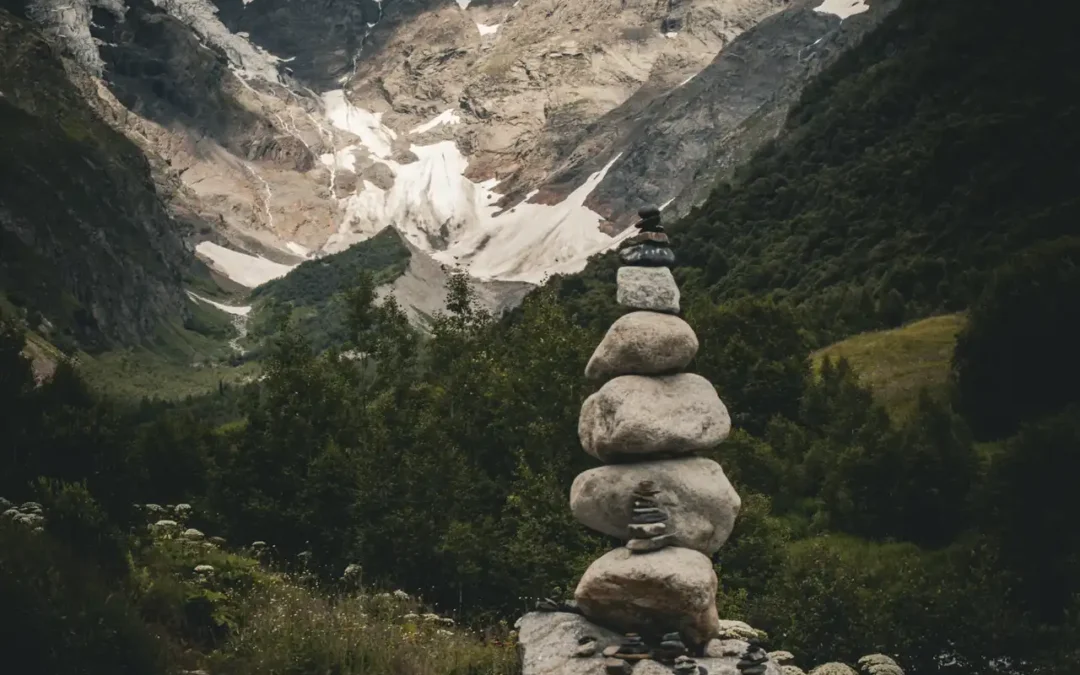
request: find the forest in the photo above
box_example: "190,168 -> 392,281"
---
3,0 -> 1080,672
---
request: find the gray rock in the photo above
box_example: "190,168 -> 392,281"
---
808,665 -> 857,675
626,534 -> 675,553
574,547 -> 720,646
579,374 -> 731,461
617,267 -> 680,314
571,457 -> 740,555
585,312 -> 698,380
517,613 -> 783,675
516,612 -> 622,675
627,522 -> 668,538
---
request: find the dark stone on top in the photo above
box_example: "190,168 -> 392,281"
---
579,636 -> 598,645
622,231 -> 671,249
620,243 -> 676,267
631,510 -> 669,524
638,205 -> 661,220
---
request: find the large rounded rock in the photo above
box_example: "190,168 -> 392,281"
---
574,546 -> 720,646
585,312 -> 698,380
579,374 -> 730,461
570,457 -> 740,554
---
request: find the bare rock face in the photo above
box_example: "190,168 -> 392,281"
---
570,457 -> 740,554
516,612 -> 623,675
616,267 -> 681,313
585,311 -> 698,380
574,546 -> 720,646
579,374 -> 731,462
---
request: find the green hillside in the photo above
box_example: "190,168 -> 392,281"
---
813,313 -> 965,420
247,228 -> 411,352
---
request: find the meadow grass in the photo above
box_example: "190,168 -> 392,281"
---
812,313 -> 966,420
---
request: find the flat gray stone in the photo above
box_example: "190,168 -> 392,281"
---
516,613 -> 783,675
575,547 -> 720,647
570,457 -> 741,555
617,267 -> 680,313
586,312 -> 698,380
579,374 -> 731,462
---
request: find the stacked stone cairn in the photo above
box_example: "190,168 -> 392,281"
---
517,206 -> 892,675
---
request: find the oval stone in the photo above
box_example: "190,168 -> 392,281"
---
570,457 -> 740,555
578,374 -> 731,461
585,312 -> 698,380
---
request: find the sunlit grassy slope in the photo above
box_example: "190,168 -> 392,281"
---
813,314 -> 966,419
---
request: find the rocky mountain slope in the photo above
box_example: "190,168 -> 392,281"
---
0,9 -> 195,350
3,0 -> 896,341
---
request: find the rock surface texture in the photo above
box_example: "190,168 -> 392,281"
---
579,374 -> 731,462
570,457 -> 740,554
585,312 -> 699,380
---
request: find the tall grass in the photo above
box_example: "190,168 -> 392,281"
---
215,584 -> 518,675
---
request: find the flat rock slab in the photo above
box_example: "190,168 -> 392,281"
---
585,312 -> 698,380
617,267 -> 680,314
516,613 -> 783,675
575,546 -> 720,646
579,374 -> 731,462
570,457 -> 741,555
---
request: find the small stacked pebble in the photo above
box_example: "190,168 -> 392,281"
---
571,205 -> 742,651
737,639 -> 771,675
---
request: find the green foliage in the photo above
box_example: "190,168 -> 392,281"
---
982,404 -> 1080,623
688,297 -> 810,434
953,237 -> 1080,440
247,229 -> 411,352
0,522 -> 168,675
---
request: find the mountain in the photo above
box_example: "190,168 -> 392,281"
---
2,0 -> 896,340
0,9 -> 196,351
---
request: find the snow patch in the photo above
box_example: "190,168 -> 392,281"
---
186,291 -> 252,316
455,0 -> 471,8
327,138 -> 627,284
322,90 -> 397,159
679,73 -> 697,87
476,22 -> 500,36
195,242 -> 296,288
410,109 -> 462,135
814,0 -> 870,20
286,242 -> 310,258
660,198 -> 675,211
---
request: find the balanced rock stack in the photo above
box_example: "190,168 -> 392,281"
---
573,205 -> 740,650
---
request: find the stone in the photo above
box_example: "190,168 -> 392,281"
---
627,522 -> 668,538
622,231 -> 670,248
579,374 -> 731,461
571,457 -> 741,554
574,546 -> 720,646
585,312 -> 698,380
808,665 -> 858,675
607,659 -> 633,675
517,613 -> 783,675
626,534 -> 675,552
631,507 -> 667,522
706,639 -> 750,658
621,243 -> 676,267
576,642 -> 599,658
740,666 -> 768,675
617,266 -> 680,314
